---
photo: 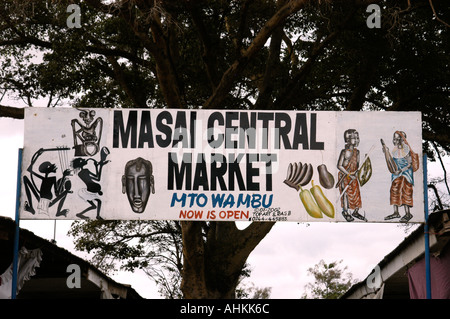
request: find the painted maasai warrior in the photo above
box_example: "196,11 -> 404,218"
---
71,147 -> 110,220
382,131 -> 414,222
336,129 -> 365,222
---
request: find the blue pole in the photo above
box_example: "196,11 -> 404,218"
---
423,154 -> 431,299
11,148 -> 23,299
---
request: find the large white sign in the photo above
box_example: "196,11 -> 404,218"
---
20,108 -> 424,223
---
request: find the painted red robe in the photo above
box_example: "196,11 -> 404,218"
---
339,149 -> 362,209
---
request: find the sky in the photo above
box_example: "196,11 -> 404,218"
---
0,114 -> 448,299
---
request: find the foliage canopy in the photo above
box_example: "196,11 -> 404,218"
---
302,259 -> 356,299
1,0 -> 449,298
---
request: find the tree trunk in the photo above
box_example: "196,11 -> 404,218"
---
180,221 -> 275,299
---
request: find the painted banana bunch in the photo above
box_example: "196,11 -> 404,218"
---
299,185 -> 322,219
284,162 -> 335,219
310,180 -> 335,218
283,162 -> 313,191
300,181 -> 334,218
299,180 -> 335,219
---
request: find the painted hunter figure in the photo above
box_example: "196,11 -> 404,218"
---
336,129 -> 367,222
71,147 -> 110,220
23,148 -> 72,217
381,131 -> 418,222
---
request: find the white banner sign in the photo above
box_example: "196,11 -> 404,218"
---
20,108 -> 424,223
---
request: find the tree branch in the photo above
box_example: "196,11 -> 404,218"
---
203,0 -> 310,109
253,24 -> 284,109
85,0 -> 184,108
346,53 -> 381,111
0,104 -> 24,119
428,0 -> 450,28
185,0 -> 222,91
239,222 -> 276,254
273,28 -> 341,109
423,130 -> 450,153
432,141 -> 450,195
